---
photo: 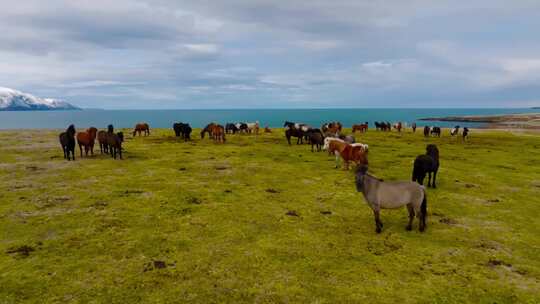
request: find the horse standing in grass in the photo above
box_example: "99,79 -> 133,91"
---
284,121 -> 307,145
247,121 -> 260,134
393,122 -> 403,132
430,127 -> 441,137
133,123 -> 150,136
201,123 -> 217,139
412,144 -> 440,188
306,128 -> 324,152
450,125 -> 460,136
173,122 -> 192,141
76,127 -> 98,157
210,124 -> 226,142
59,125 -> 76,161
264,126 -> 272,133
352,123 -> 368,133
423,126 -> 430,137
355,166 -> 427,233
225,123 -> 238,134
412,122 -> 417,133
106,132 -> 124,159
322,122 -> 342,136
462,127 -> 469,140
236,123 -> 249,133
323,137 -> 368,170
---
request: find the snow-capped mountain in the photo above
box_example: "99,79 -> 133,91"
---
0,87 -> 79,111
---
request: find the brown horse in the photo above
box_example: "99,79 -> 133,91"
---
133,123 -> 150,136
97,125 -> 114,154
264,126 -> 272,133
322,121 -> 342,135
201,123 -> 217,139
106,132 -> 124,159
323,138 -> 368,170
352,123 -> 368,133
76,127 -> 97,157
210,124 -> 226,143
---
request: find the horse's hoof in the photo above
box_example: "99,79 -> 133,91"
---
376,227 -> 382,233
406,225 -> 412,231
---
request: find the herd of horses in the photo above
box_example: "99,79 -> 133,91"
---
57,119 -> 466,234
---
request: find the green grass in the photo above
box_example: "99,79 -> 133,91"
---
0,128 -> 539,303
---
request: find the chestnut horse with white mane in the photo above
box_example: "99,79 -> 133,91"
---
323,137 -> 368,170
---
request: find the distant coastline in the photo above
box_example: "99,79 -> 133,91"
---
420,113 -> 540,129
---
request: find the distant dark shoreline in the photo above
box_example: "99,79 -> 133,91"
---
420,112 -> 540,129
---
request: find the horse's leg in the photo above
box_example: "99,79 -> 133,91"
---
427,172 -> 432,187
335,153 -> 340,169
432,170 -> 437,188
79,144 -> 83,157
406,204 -> 415,231
373,208 -> 383,233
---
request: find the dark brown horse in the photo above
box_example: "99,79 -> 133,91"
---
133,123 -> 150,136
97,125 -> 114,154
76,127 -> 97,157
59,125 -> 76,161
352,123 -> 368,133
107,132 -> 124,159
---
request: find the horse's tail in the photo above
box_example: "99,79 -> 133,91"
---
420,188 -> 427,231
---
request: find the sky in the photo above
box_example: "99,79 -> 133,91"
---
1,0 -> 540,109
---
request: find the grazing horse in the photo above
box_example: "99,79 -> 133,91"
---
430,127 -> 441,137
76,127 -> 98,157
210,124 -> 226,142
106,132 -> 124,159
59,125 -> 76,161
264,126 -> 272,133
284,121 -> 307,145
306,128 -> 324,152
225,123 -> 238,134
322,122 -> 342,136
246,121 -> 260,134
173,122 -> 192,141
323,137 -> 368,170
133,123 -> 150,136
352,122 -> 368,133
355,166 -> 427,233
412,122 -> 417,133
462,127 -> 469,140
450,125 -> 460,136
236,123 -> 249,133
393,122 -> 403,132
201,123 -> 217,139
412,144 -> 440,188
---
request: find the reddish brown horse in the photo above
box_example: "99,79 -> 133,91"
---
323,138 -> 368,170
133,123 -> 150,136
210,124 -> 226,143
76,127 -> 98,157
352,123 -> 368,133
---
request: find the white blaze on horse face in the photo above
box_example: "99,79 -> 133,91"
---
301,126 -> 309,132
294,123 -> 300,129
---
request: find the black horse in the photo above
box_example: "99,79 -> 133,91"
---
107,132 -> 124,160
463,127 -> 469,140
305,128 -> 324,152
423,126 -> 430,137
430,127 -> 441,137
284,121 -> 306,145
237,123 -> 249,133
225,123 -> 238,134
59,124 -> 76,161
412,144 -> 440,188
173,122 -> 192,141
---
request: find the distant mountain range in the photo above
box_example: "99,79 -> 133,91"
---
0,87 -> 79,111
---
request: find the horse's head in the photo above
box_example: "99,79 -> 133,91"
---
355,165 -> 369,192
67,124 -> 76,136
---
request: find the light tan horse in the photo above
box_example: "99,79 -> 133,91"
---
355,166 -> 427,233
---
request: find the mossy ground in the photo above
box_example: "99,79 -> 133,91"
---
0,128 -> 539,303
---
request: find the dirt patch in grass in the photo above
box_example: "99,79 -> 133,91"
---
6,245 -> 35,258
266,188 -> 280,193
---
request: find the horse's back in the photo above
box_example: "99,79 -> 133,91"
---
377,181 -> 424,209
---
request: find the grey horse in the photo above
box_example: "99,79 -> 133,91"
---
355,166 -> 427,233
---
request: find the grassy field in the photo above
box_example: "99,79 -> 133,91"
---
0,128 -> 539,303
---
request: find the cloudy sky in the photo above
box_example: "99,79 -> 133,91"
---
2,0 -> 540,109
